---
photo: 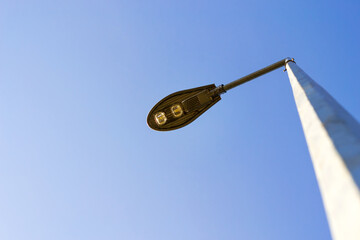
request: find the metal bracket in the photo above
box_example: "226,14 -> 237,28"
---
209,84 -> 226,97
283,58 -> 296,72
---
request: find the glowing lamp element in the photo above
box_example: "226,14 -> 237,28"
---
171,104 -> 183,118
154,112 -> 167,126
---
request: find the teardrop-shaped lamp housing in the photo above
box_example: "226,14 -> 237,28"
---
147,84 -> 221,131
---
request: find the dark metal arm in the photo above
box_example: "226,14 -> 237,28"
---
210,57 -> 294,96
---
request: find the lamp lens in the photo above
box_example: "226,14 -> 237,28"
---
154,112 -> 167,125
171,104 -> 183,117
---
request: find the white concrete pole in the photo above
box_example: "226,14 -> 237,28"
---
286,61 -> 360,240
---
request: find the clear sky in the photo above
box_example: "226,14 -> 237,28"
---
1,0 -> 359,239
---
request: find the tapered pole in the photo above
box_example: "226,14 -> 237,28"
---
286,61 -> 360,240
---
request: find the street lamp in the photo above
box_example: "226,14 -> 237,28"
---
147,58 -> 360,240
147,57 -> 294,131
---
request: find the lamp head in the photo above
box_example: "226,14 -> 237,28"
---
147,84 -> 222,131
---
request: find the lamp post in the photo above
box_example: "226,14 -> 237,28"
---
147,58 -> 360,240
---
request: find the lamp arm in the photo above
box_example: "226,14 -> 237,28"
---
210,57 -> 295,97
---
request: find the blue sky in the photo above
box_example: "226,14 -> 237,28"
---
1,0 -> 359,239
